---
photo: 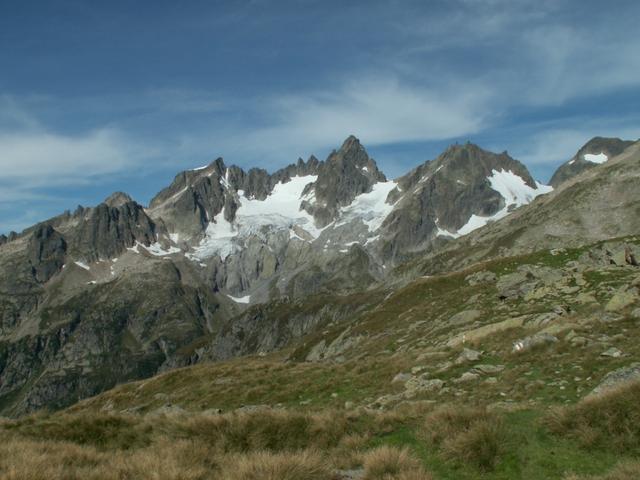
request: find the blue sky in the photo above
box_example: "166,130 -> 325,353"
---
1,0 -> 639,233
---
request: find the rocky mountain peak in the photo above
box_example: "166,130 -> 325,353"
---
381,142 -> 548,261
436,142 -> 536,188
550,137 -> 636,188
327,135 -> 385,177
336,134 -> 363,155
71,201 -> 156,262
302,136 -> 387,227
208,157 -> 227,177
103,191 -> 134,208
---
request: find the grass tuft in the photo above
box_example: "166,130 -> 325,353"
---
361,445 -> 431,480
564,461 -> 640,480
422,405 -> 507,471
544,381 -> 640,452
218,450 -> 330,480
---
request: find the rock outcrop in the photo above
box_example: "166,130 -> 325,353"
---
71,199 -> 157,261
27,224 -> 67,283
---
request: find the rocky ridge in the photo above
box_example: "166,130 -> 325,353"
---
549,136 -> 635,188
0,134 -> 636,416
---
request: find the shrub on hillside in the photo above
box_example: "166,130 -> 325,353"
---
361,446 -> 431,480
422,405 -> 507,472
545,381 -> 640,452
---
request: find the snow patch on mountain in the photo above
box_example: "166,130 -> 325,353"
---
583,153 -> 608,164
190,175 -> 321,260
190,213 -> 239,260
142,242 -> 182,256
438,170 -> 552,239
488,169 -> 552,207
337,181 -> 398,232
227,294 -> 251,304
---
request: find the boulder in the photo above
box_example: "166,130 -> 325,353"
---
405,375 -> 445,393
589,363 -> 640,397
454,348 -> 482,364
600,347 -> 623,358
448,309 -> 482,326
454,372 -> 480,383
392,373 -> 412,384
512,333 -> 558,353
605,289 -> 637,312
447,317 -> 526,347
465,270 -> 497,286
575,293 -> 598,305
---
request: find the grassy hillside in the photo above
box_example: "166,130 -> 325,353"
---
2,237 -> 640,479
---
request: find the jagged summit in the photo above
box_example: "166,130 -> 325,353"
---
301,135 -> 388,227
380,142 -> 551,259
327,135 -> 386,179
103,191 -> 134,208
4,131 -> 636,418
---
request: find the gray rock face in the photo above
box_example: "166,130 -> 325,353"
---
549,137 -> 634,188
103,191 -> 134,208
148,156 -> 322,238
71,200 -> 156,261
199,295 -> 373,364
2,133 -> 636,419
148,158 -> 228,237
0,260 -> 227,416
27,225 -> 67,283
302,135 -> 387,227
381,143 -> 538,260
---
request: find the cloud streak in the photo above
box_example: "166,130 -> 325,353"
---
0,129 -> 134,185
175,76 -> 493,165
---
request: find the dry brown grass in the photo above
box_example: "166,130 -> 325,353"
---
0,407 -> 428,479
564,461 -> 640,480
361,445 -> 432,480
0,436 -> 215,480
422,405 -> 507,471
544,381 -> 640,452
218,450 -> 330,480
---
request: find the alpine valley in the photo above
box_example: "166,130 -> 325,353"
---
2,134 -> 640,479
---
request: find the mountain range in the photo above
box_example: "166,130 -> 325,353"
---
0,134 -> 636,416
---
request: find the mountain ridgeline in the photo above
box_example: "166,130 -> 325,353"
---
0,134 -> 636,416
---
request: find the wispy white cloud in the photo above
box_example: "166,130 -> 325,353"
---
0,129 -> 131,184
176,76 -> 493,164
516,24 -> 640,106
0,96 -> 159,189
390,1 -> 640,108
2,0 -> 640,233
